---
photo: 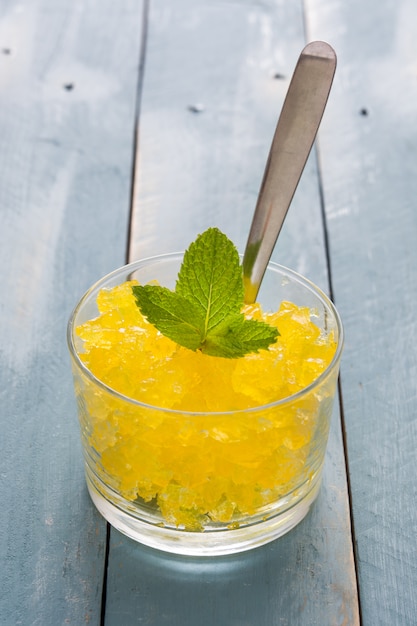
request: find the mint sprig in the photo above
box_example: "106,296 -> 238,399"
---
132,228 -> 279,358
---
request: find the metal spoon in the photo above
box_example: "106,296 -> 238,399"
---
242,41 -> 337,303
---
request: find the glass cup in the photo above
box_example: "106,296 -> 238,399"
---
67,254 -> 343,556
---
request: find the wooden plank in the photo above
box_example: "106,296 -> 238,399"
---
305,0 -> 417,623
129,0 -> 317,270
0,1 -> 144,624
106,1 -> 360,623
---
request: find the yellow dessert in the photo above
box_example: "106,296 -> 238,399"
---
75,280 -> 337,530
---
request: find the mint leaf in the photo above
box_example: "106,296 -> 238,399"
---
201,314 -> 279,358
131,285 -> 204,351
132,228 -> 279,358
176,228 -> 243,335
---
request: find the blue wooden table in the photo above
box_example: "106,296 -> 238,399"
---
1,1 -> 416,624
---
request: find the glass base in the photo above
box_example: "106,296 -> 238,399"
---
85,470 -> 322,556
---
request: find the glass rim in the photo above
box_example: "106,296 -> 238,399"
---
67,253 -> 344,417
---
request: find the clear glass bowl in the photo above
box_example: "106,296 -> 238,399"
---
67,254 -> 343,556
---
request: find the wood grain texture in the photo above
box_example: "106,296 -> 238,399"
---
305,0 -> 417,623
0,1 -> 144,624
115,1 -> 360,624
130,0 -> 324,279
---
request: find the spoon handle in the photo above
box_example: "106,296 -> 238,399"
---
242,41 -> 337,303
